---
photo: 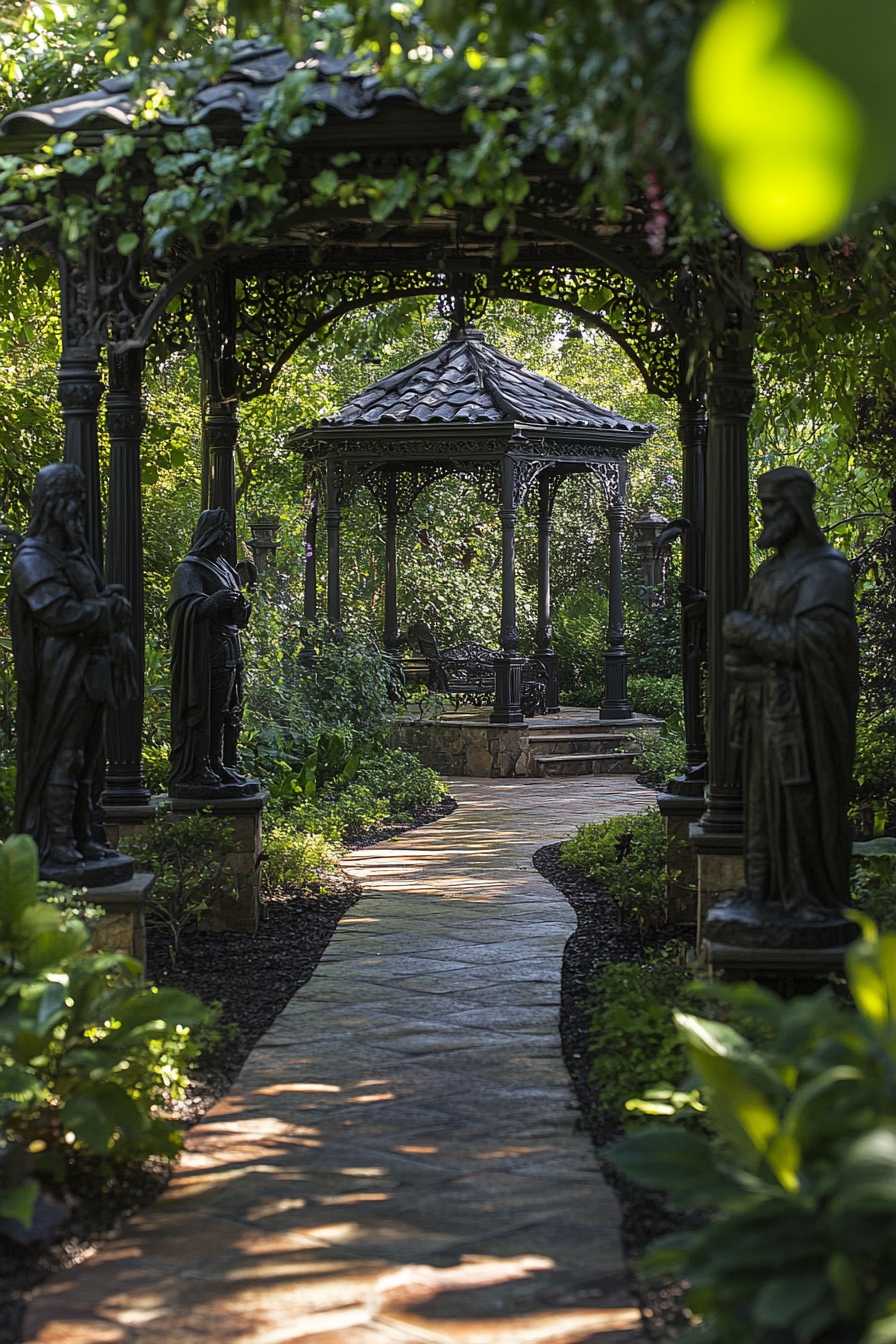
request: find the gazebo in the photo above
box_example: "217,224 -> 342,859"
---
295,311 -> 656,724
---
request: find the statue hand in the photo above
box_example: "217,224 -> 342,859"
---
210,589 -> 236,614
723,610 -> 753,646
107,591 -> 132,627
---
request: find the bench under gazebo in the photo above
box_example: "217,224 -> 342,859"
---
295,308 -> 656,725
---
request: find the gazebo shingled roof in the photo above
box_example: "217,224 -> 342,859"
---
298,323 -> 656,724
317,331 -> 655,436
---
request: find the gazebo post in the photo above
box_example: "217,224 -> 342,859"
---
57,259 -> 104,567
300,492 -> 318,665
103,347 -> 150,807
491,455 -> 524,725
600,463 -> 632,720
383,470 -> 400,652
535,474 -> 559,713
326,460 -> 342,628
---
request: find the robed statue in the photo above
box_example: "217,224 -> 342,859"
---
10,463 -> 136,884
167,510 -> 256,799
704,466 -> 859,949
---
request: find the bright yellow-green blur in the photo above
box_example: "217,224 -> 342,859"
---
689,0 -> 862,248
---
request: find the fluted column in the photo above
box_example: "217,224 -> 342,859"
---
326,461 -> 341,629
197,269 -> 239,566
57,349 -> 104,568
699,330 -> 755,832
384,471 -> 400,652
535,474 -> 559,712
600,467 -> 632,720
491,454 -> 523,724
664,369 -> 709,797
103,347 -> 150,807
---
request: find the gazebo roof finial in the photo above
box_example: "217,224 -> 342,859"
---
438,283 -> 487,342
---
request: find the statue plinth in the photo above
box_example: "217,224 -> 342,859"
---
169,778 -> 260,801
40,851 -> 134,889
703,895 -> 859,950
160,788 -> 270,935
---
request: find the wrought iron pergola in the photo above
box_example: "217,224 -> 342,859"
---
0,38 -> 761,843
296,313 -> 655,722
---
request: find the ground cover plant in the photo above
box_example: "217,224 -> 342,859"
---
612,918 -> 896,1344
0,832 -> 207,1233
560,807 -> 676,935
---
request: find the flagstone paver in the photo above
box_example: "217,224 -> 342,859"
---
24,777 -> 652,1344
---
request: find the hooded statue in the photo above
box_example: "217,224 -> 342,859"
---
10,463 -> 136,883
167,509 -> 255,798
704,466 -> 860,949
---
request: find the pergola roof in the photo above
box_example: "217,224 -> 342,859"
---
0,42 -> 415,139
318,328 -> 654,438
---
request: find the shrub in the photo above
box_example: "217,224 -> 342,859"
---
121,810 -> 237,964
627,673 -> 683,720
354,747 -> 447,817
0,834 -> 207,1229
852,837 -> 896,931
852,710 -> 896,835
588,959 -> 692,1127
611,918 -> 896,1344
634,711 -> 689,789
263,808 -> 342,888
561,807 -> 674,931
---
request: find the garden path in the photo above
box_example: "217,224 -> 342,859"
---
24,776 -> 652,1344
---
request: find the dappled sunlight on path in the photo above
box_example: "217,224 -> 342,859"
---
24,778 -> 651,1344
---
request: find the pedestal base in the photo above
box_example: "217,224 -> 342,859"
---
90,872 -> 154,964
703,896 -> 858,950
657,791 -> 703,922
169,777 -> 261,801
160,789 -> 270,934
40,852 -> 133,888
689,824 -> 744,944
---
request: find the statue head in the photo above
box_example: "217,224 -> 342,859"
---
28,462 -> 87,549
757,466 -> 827,552
188,509 -> 233,560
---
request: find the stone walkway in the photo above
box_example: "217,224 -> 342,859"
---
25,777 -> 651,1344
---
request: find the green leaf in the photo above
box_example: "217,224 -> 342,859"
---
60,1082 -> 145,1152
832,1127 -> 896,1212
754,1271 -> 829,1327
116,232 -> 140,256
609,1128 -> 747,1207
0,1178 -> 39,1229
0,835 -> 39,927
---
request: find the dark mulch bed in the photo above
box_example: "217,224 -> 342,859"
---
533,839 -> 704,1343
0,795 -> 455,1343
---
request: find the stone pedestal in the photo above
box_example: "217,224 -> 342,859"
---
90,872 -> 154,965
689,823 -> 744,944
103,801 -> 158,852
163,788 -> 270,934
657,791 -> 703,923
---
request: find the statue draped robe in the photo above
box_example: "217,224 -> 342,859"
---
167,550 -> 246,792
10,538 -> 115,859
729,544 -> 858,915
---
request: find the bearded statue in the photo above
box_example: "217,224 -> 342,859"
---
167,509 -> 256,798
9,463 -> 136,884
704,466 -> 860,950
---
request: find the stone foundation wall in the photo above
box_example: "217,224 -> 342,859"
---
391,719 -> 531,778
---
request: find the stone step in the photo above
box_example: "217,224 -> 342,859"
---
528,733 -> 632,756
534,752 -> 638,778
